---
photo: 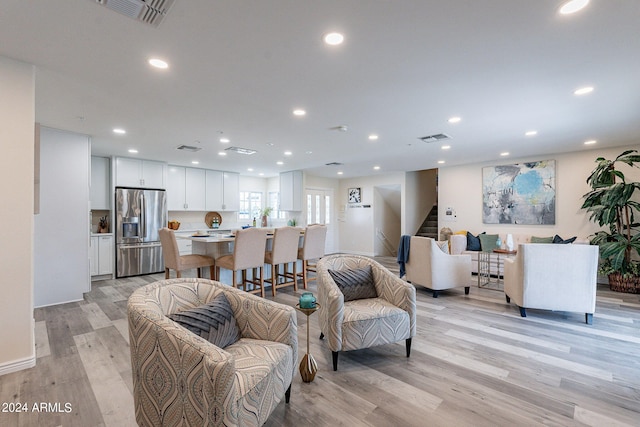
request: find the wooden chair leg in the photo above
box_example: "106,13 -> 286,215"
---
165,268 -> 170,279
209,265 -> 215,280
176,271 -> 181,279
302,260 -> 308,289
271,263 -> 277,297
215,266 -> 220,281
197,267 -> 202,278
292,261 -> 298,292
259,266 -> 265,298
232,270 -> 237,288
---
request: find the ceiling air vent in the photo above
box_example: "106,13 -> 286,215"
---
419,133 -> 451,143
225,146 -> 257,155
325,162 -> 343,166
176,144 -> 201,152
94,0 -> 175,27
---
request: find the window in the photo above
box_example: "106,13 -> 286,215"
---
238,191 -> 263,220
268,191 -> 286,219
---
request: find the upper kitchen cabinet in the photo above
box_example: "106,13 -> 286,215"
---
115,157 -> 167,189
205,170 -> 239,211
279,170 -> 303,211
90,156 -> 110,210
167,166 -> 206,211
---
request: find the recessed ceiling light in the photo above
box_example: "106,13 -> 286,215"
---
584,139 -> 597,145
525,130 -> 538,136
437,160 -> 445,164
191,161 -> 199,165
574,86 -> 594,95
448,116 -> 462,124
218,151 -> 227,156
368,134 -> 379,141
323,32 -> 344,46
220,138 -> 230,143
559,0 -> 589,15
500,152 -> 510,156
441,145 -> 451,150
293,109 -> 306,116
113,128 -> 126,134
337,171 -> 343,175
305,151 -> 313,154
373,166 -> 380,170
259,173 -> 264,176
128,149 -> 138,154
284,151 -> 292,156
277,161 -> 284,165
247,168 -> 254,172
148,58 -> 168,69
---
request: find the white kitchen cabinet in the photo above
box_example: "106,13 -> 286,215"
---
175,234 -> 193,255
115,157 -> 167,189
168,166 -> 206,211
90,234 -> 114,277
90,156 -> 110,209
205,170 -> 223,211
206,170 -> 239,211
279,170 -> 303,211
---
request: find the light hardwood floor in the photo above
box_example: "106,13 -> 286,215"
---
1,257 -> 640,427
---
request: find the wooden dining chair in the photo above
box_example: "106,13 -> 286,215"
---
296,224 -> 327,289
215,227 -> 268,297
158,228 -> 216,279
264,226 -> 302,296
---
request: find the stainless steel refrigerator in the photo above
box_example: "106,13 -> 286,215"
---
115,187 -> 167,278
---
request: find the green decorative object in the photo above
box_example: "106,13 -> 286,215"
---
299,292 -> 316,309
581,149 -> 640,292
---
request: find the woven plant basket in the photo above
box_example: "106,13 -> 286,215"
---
608,272 -> 640,293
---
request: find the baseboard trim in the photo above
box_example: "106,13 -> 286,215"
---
0,354 -> 36,376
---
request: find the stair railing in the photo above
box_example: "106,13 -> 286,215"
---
376,228 -> 398,257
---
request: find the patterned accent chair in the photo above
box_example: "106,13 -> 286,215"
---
128,278 -> 298,426
317,255 -> 416,371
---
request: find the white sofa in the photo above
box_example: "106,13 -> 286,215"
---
405,236 -> 472,297
449,233 -> 588,275
503,243 -> 599,324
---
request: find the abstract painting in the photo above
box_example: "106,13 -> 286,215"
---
482,160 -> 555,224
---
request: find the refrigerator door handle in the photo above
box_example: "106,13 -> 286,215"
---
140,193 -> 146,238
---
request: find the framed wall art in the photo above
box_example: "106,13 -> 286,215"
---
482,159 -> 555,224
348,187 -> 362,204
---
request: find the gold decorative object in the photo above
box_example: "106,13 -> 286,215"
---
205,211 -> 222,228
295,303 -> 319,383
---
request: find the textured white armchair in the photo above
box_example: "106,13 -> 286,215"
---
317,255 -> 416,371
504,243 -> 599,324
405,236 -> 472,297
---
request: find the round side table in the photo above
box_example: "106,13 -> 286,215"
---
295,303 -> 320,383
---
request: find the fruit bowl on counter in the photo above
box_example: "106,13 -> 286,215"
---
168,220 -> 180,230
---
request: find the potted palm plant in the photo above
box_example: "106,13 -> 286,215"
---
581,149 -> 640,292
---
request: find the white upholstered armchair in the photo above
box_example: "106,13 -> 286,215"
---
128,278 -> 297,426
405,236 -> 472,297
504,243 -> 599,324
317,255 -> 416,371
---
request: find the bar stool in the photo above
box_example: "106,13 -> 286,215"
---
215,227 -> 268,297
296,224 -> 327,289
158,228 -> 216,279
264,226 -> 302,296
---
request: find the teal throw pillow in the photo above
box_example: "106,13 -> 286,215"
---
479,234 -> 499,252
169,293 -> 241,349
531,236 -> 554,243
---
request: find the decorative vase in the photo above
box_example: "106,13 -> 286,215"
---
299,292 -> 316,309
608,272 -> 640,293
496,237 -> 502,249
506,234 -> 514,251
261,215 -> 268,227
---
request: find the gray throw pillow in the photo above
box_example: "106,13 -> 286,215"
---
168,293 -> 241,349
328,265 -> 377,302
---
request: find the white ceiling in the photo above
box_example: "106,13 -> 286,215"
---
2,1 -> 639,178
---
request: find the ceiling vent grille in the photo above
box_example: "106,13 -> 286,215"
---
225,146 -> 257,155
325,162 -> 343,166
176,144 -> 201,152
95,0 -> 175,27
419,133 -> 451,143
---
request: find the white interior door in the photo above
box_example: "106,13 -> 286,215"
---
305,188 -> 336,253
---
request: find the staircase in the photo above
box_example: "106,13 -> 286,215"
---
416,205 -> 438,239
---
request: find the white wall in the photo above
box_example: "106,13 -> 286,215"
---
438,146 -> 640,240
0,56 -> 35,374
338,173 -> 405,255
